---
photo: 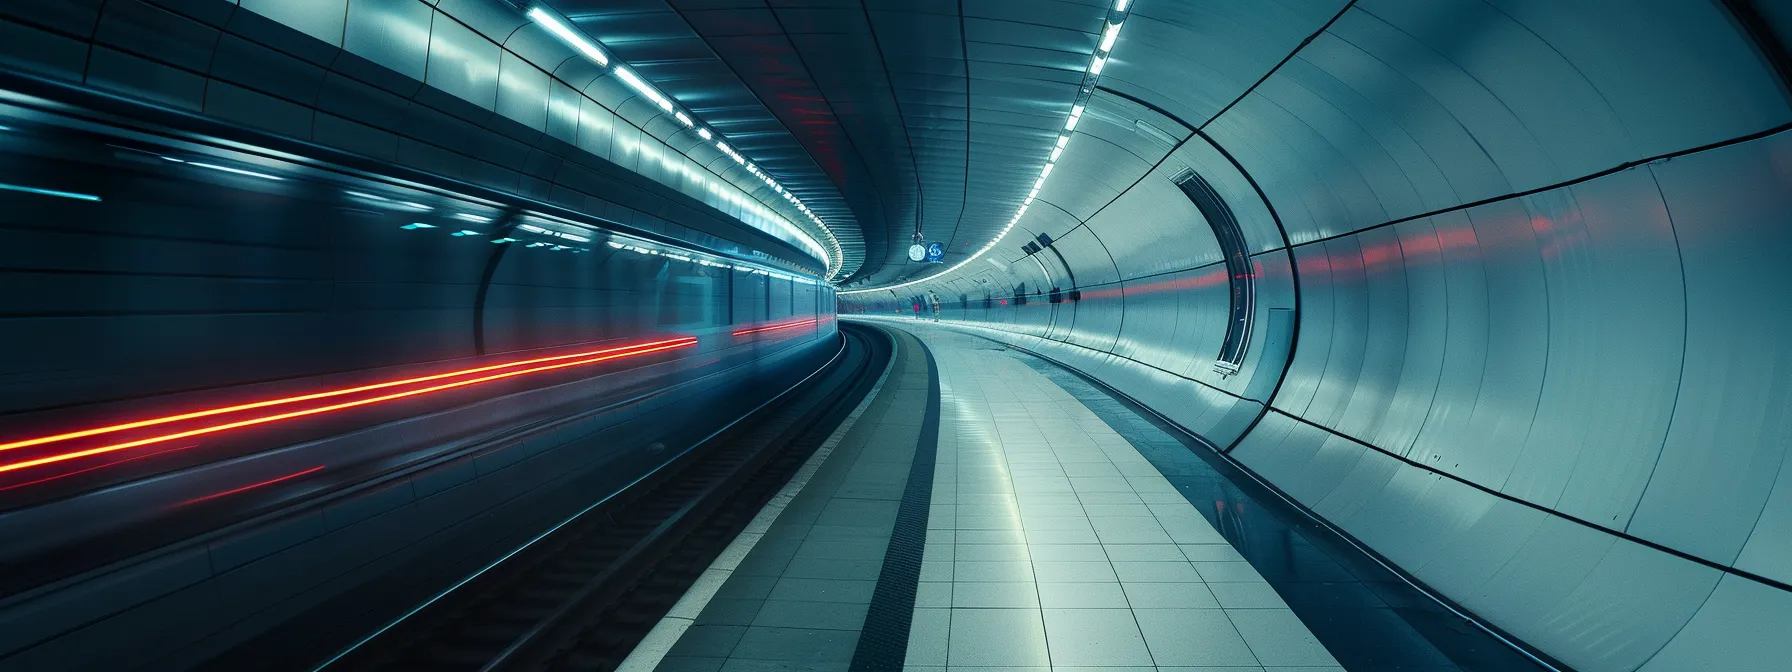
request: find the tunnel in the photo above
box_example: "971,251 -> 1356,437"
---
0,1 -> 1787,670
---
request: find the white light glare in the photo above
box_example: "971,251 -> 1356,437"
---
614,67 -> 674,112
191,162 -> 283,180
527,8 -> 608,66
1115,0 -> 1131,11
1041,163 -> 1055,178
453,213 -> 493,223
1100,22 -> 1122,52
675,111 -> 694,127
1057,136 -> 1069,148
698,128 -> 713,140
1071,104 -> 1086,118
1050,146 -> 1063,161
1065,114 -> 1081,131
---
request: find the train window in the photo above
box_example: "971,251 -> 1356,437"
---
1173,167 -> 1253,376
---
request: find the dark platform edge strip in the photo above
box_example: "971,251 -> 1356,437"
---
849,332 -> 940,671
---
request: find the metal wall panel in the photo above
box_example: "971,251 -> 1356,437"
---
1269,245 -> 1332,416
495,50 -> 550,132
1301,237 -> 1371,429
423,12 -> 501,111
1373,218 -> 1447,456
240,0 -> 346,45
1084,164 -> 1222,281
1165,266 -> 1230,380
1628,134 -> 1792,569
1333,225 -> 1410,444
341,0 -> 431,81
1475,0 -> 1790,156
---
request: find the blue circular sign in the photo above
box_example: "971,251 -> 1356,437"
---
925,242 -> 944,262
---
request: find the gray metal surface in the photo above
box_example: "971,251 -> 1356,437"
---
842,1 -> 1792,669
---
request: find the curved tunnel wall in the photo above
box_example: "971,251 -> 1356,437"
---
0,0 -> 832,272
844,1 -> 1792,669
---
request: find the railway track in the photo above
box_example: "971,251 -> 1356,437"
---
314,323 -> 889,672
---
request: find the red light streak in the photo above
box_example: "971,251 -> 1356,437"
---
179,465 -> 326,506
732,318 -> 818,336
0,337 -> 696,476
0,336 -> 698,456
0,444 -> 197,493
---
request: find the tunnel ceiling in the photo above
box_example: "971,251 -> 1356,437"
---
562,0 -> 1116,288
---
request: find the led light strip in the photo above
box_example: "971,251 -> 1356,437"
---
525,3 -> 842,277
0,337 -> 698,475
839,0 -> 1133,295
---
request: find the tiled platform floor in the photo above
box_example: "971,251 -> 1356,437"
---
903,327 -> 1343,671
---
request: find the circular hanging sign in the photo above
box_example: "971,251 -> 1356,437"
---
907,243 -> 927,262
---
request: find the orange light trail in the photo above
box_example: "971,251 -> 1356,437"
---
732,318 -> 818,336
0,337 -> 697,476
0,336 -> 698,456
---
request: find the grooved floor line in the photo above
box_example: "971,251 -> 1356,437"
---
848,336 -> 942,670
654,327 -> 935,671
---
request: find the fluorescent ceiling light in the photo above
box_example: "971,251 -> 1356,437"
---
1071,104 -> 1085,117
1100,22 -> 1122,52
675,111 -> 693,127
614,67 -> 673,112
453,213 -> 492,223
400,222 -> 434,230
1065,114 -> 1081,131
1050,147 -> 1063,161
450,230 -> 482,237
1090,56 -> 1107,74
1057,136 -> 1070,148
698,128 -> 712,140
528,8 -> 608,67
1041,163 -> 1054,177
1115,0 -> 1131,10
